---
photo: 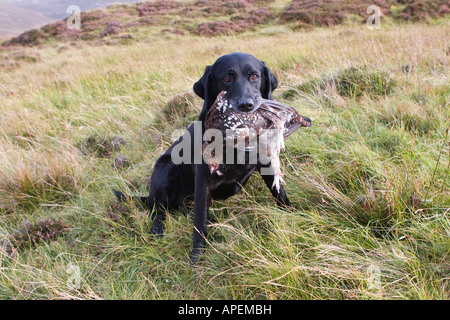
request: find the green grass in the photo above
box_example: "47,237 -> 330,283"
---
0,13 -> 449,299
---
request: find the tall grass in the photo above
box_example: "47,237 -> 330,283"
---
0,19 -> 448,299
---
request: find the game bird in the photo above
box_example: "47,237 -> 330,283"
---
203,91 -> 312,192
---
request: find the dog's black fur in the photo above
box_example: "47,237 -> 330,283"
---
115,52 -> 291,265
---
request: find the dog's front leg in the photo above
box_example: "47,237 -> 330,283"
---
258,165 -> 292,208
189,163 -> 211,266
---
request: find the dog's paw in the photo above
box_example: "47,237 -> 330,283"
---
189,248 -> 202,267
113,189 -> 128,201
150,223 -> 165,238
276,197 -> 294,211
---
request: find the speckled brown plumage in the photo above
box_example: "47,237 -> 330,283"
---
203,91 -> 312,191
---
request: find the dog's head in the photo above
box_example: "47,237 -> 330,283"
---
194,52 -> 278,121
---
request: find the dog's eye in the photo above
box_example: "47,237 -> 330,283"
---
223,76 -> 231,82
250,74 -> 259,80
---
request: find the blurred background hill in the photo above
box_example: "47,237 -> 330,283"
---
0,0 -> 138,36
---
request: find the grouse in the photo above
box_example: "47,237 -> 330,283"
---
203,91 -> 312,191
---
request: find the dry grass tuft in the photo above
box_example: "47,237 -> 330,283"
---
0,150 -> 83,210
10,218 -> 70,249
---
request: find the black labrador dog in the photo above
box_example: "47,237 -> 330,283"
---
115,52 -> 290,265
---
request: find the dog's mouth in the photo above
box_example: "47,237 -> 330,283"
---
228,95 -> 263,114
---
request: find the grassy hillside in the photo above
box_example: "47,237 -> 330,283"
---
0,0 -> 449,299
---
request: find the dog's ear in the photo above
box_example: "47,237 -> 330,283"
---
193,65 -> 212,100
261,61 -> 278,100
194,65 -> 215,121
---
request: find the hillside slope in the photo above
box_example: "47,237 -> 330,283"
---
0,2 -> 54,37
2,0 -> 449,47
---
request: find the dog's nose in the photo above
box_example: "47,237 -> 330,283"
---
237,99 -> 255,112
